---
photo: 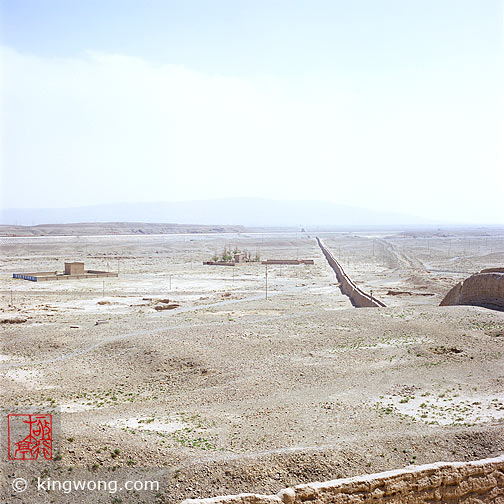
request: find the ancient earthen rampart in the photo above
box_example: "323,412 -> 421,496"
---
440,271 -> 504,310
182,455 -> 504,504
261,259 -> 314,265
316,237 -> 386,308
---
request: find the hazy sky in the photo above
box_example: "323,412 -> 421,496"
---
1,0 -> 503,223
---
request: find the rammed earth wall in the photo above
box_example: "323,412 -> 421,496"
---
182,455 -> 504,504
316,237 -> 386,308
440,272 -> 504,310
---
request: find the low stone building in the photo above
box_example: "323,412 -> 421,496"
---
13,262 -> 118,282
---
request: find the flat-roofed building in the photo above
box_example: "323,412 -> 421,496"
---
64,262 -> 85,275
13,262 -> 118,282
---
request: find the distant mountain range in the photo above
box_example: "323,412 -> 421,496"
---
1,198 -> 434,228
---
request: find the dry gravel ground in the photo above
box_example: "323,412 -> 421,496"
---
1,229 -> 504,503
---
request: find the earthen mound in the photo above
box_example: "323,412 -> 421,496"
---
440,270 -> 504,311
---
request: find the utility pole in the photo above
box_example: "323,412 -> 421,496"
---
102,280 -> 105,297
169,275 -> 172,290
117,259 -> 120,274
10,289 -> 13,305
265,264 -> 268,300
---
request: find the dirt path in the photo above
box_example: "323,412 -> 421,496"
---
376,238 -> 425,272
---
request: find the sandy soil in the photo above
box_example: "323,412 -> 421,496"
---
1,229 -> 504,503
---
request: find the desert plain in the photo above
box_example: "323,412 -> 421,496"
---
1,227 -> 504,503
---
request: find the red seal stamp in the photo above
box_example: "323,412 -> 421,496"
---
7,414 -> 53,461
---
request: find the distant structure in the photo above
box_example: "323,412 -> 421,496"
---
316,237 -> 386,308
234,253 -> 246,264
261,259 -> 314,265
64,262 -> 85,275
13,262 -> 118,282
202,261 -> 236,267
204,248 -> 260,266
440,269 -> 504,311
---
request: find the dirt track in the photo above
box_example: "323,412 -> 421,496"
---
1,229 -> 504,503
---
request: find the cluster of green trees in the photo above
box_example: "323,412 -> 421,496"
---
211,247 -> 260,263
